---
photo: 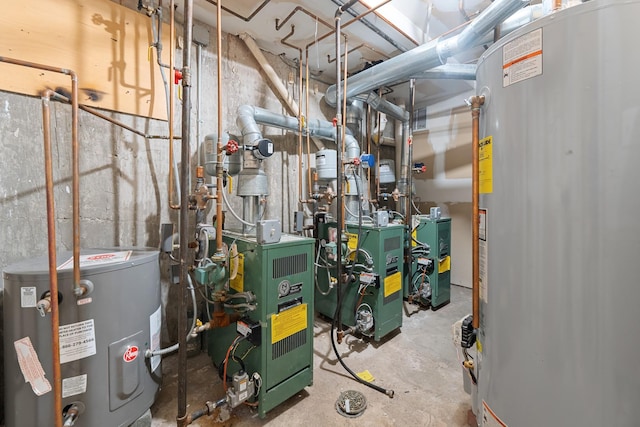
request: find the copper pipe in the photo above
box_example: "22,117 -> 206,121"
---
168,0 -> 179,210
366,104 -> 372,202
41,90 -> 63,427
203,0 -> 271,22
215,0 -> 224,253
376,111 -> 382,198
297,46 -> 305,206
305,49 -> 313,199
0,56 -> 82,427
470,95 -> 485,330
276,6 -> 333,31
554,0 -> 562,10
340,35 -> 349,232
305,0 -> 391,50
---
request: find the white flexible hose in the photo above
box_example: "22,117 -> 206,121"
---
145,274 -> 198,358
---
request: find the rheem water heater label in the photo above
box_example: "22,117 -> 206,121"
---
502,28 -> 542,87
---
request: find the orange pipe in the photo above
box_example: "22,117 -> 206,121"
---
470,95 -> 485,330
0,56 -> 82,427
41,90 -> 63,427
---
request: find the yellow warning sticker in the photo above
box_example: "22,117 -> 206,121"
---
384,272 -> 402,297
477,338 -> 483,353
411,228 -> 417,247
346,232 -> 358,251
271,303 -> 308,344
356,370 -> 375,382
479,136 -> 493,194
438,256 -> 451,273
229,253 -> 244,293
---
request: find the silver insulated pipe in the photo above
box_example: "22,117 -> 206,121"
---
324,0 -> 528,105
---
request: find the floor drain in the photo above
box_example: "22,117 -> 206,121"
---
335,390 -> 367,418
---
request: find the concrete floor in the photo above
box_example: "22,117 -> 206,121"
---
150,285 -> 472,426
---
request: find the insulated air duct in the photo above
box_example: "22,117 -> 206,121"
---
324,0 -> 528,105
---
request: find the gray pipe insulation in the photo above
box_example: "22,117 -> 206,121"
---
236,105 -> 360,159
324,0 -> 529,106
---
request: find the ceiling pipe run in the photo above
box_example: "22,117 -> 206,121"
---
324,0 -> 528,106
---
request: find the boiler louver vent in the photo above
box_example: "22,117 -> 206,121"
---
272,330 -> 306,360
384,236 -> 401,252
273,253 -> 307,279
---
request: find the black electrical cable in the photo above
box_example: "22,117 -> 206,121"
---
329,168 -> 394,398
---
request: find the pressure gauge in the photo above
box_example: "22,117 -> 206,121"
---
277,280 -> 291,297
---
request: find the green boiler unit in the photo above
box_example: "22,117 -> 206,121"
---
410,215 -> 451,309
206,232 -> 315,418
314,216 -> 404,341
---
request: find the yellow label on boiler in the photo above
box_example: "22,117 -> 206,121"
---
384,272 -> 402,297
438,256 -> 451,273
271,303 -> 307,344
479,136 -> 493,194
229,253 -> 244,292
346,232 -> 358,250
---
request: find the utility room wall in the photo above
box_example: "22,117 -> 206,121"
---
412,91 -> 474,288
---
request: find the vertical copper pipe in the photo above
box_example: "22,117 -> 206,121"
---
340,35 -> 348,232
553,0 -> 562,10
42,90 -> 63,427
168,0 -> 179,210
376,111 -> 382,198
215,0 -> 224,253
470,95 -> 485,330
69,72 -> 81,297
366,104 -> 371,202
0,57 -> 82,427
296,49 -> 305,205
305,49 -> 313,199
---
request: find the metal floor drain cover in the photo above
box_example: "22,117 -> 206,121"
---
335,390 -> 367,418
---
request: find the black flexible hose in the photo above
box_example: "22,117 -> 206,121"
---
330,314 -> 394,397
329,168 -> 394,398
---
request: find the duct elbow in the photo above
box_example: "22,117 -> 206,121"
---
324,89 -> 337,108
236,105 -> 262,145
345,135 -> 360,160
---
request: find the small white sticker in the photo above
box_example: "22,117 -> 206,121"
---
239,391 -> 248,401
14,337 -> 52,396
149,306 -> 162,372
62,374 -> 87,398
21,287 -> 37,308
77,297 -> 92,306
239,379 -> 247,392
502,28 -> 543,87
59,319 -> 97,364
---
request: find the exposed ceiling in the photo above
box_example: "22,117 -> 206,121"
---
182,0 -> 499,107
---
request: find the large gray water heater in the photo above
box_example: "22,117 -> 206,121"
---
3,249 -> 161,427
469,1 -> 640,426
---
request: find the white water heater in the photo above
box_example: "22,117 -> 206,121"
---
469,1 -> 640,426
